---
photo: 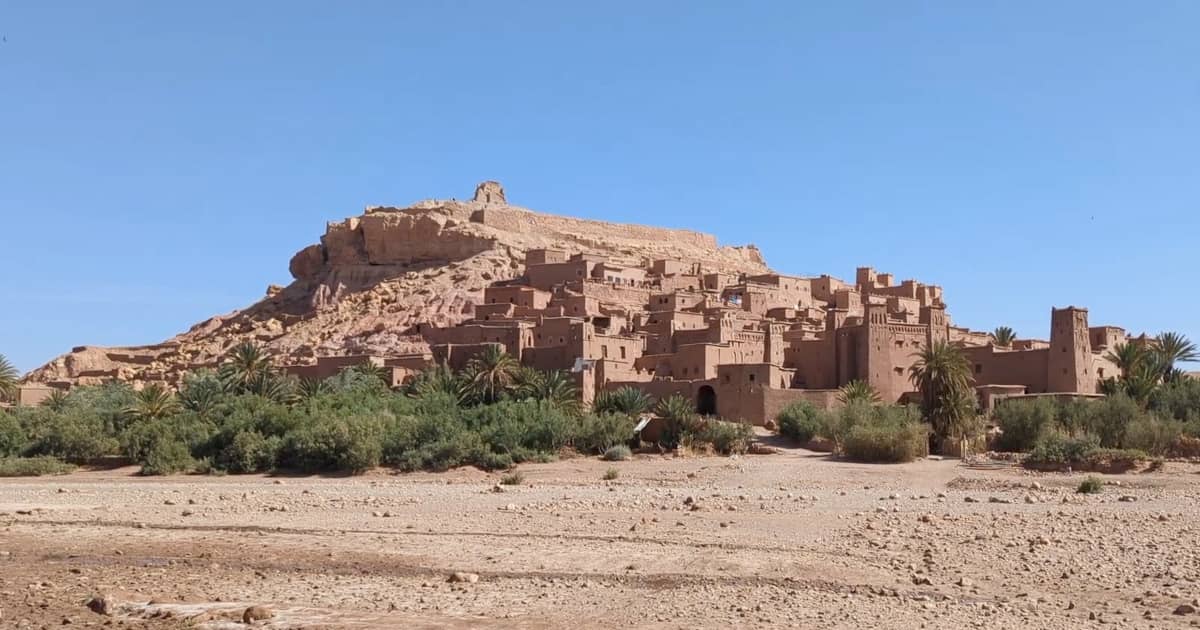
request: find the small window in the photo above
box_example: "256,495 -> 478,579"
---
620,347 -> 627,359
975,364 -> 983,374
748,373 -> 755,382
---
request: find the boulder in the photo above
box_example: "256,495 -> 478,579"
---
243,605 -> 274,622
289,244 -> 325,281
85,595 -> 113,615
447,572 -> 480,584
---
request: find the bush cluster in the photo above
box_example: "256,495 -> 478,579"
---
1076,476 -> 1104,494
1,359 -> 760,475
0,456 -> 76,477
995,393 -> 1200,459
777,402 -> 822,443
1,379 -> 607,475
774,401 -> 929,463
688,419 -> 754,455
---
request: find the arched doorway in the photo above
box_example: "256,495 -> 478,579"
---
696,385 -> 717,416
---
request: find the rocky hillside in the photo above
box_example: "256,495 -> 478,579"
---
24,182 -> 769,387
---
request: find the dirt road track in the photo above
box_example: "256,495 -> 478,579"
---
3,448 -> 1200,628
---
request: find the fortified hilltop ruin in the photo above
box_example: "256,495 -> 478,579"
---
23,182 -> 1128,421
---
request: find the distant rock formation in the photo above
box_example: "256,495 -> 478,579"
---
473,180 -> 505,204
24,182 -> 769,387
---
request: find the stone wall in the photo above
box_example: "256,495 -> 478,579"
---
469,206 -> 718,249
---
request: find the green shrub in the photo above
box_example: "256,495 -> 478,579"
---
280,413 -> 386,473
470,400 -> 574,455
139,440 -> 196,475
1122,414 -> 1185,457
777,401 -> 821,443
820,402 -> 878,452
474,450 -> 514,471
121,413 -> 215,463
1088,395 -> 1141,448
1149,378 -> 1200,422
0,413 -> 27,457
840,406 -> 928,463
593,387 -> 653,416
1026,434 -> 1100,465
1081,447 -> 1150,470
1055,398 -> 1096,438
26,409 -> 119,461
656,395 -> 701,449
61,382 -> 137,434
217,430 -> 280,473
0,456 -> 75,477
574,413 -> 635,454
383,409 -> 488,471
994,398 -> 1056,452
691,420 -> 754,455
499,471 -> 525,485
603,467 -> 620,480
389,423 -> 487,472
602,444 -> 632,461
1077,476 -> 1104,494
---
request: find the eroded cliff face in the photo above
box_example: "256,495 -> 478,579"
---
23,183 -> 770,387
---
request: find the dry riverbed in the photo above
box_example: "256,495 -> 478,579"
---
3,445 -> 1200,629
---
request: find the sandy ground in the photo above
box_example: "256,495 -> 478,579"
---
3,444 -> 1200,629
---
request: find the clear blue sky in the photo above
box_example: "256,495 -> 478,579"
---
2,2 -> 1198,373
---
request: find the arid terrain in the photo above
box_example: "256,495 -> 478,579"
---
23,183 -> 768,389
3,442 -> 1200,629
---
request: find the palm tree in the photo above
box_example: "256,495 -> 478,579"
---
909,341 -> 975,452
1123,360 -> 1162,405
244,371 -> 298,405
837,380 -> 881,405
40,389 -> 70,412
124,383 -> 181,421
593,386 -> 654,416
349,362 -> 392,387
297,377 -> 333,400
1104,343 -> 1146,379
1154,332 -> 1198,379
655,394 -> 701,448
515,369 -> 579,413
464,345 -> 518,404
218,341 -> 274,394
408,362 -> 469,404
0,353 -> 18,403
992,326 -> 1016,347
511,365 -> 545,398
178,371 -> 225,416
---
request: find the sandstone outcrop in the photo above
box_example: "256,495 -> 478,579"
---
23,182 -> 770,387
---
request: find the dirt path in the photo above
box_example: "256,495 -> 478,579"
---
3,448 -> 1200,628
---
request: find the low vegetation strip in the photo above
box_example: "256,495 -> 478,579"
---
0,344 -> 752,476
